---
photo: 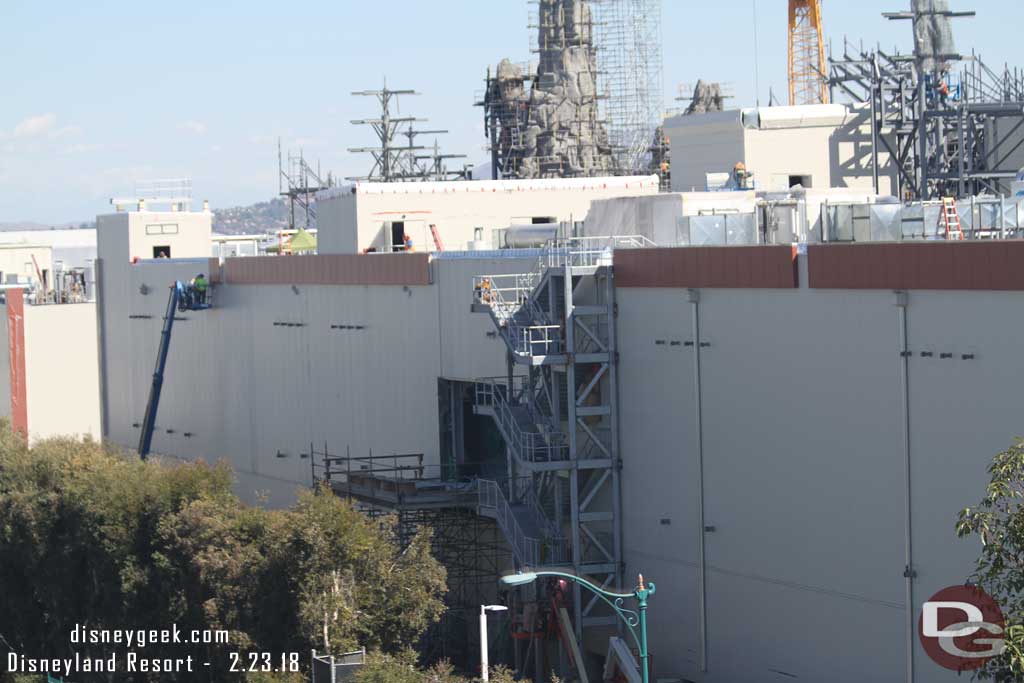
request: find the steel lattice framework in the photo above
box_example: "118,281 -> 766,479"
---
592,0 -> 665,172
828,3 -> 1024,200
788,0 -> 828,105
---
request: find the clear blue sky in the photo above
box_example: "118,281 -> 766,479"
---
0,0 -> 1018,223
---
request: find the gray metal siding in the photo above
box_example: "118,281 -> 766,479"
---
434,256 -> 536,381
617,288 -> 702,672
617,284 -> 1020,682
101,258 -> 526,505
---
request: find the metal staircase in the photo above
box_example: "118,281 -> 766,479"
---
472,235 -> 653,639
478,478 -> 569,567
474,377 -> 569,468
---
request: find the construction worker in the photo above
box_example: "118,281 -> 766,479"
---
192,273 -> 208,305
475,277 -> 492,304
403,234 -> 414,252
728,161 -> 752,191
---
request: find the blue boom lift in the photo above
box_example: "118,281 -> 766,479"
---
137,279 -> 212,459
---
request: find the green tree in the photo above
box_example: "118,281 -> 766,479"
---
282,488 -> 447,655
354,651 -> 488,683
957,438 -> 1024,680
0,423 -> 447,682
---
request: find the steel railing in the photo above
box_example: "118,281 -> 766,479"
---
514,476 -> 564,545
479,478 -> 569,567
479,478 -> 541,567
543,235 -> 658,269
474,378 -> 569,464
473,235 -> 654,358
473,274 -> 562,357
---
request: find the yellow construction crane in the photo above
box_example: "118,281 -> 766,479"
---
788,0 -> 828,105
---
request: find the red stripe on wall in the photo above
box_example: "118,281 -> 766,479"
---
208,257 -> 222,284
615,246 -> 799,289
7,289 -> 27,438
222,253 -> 431,286
807,242 -> 1024,290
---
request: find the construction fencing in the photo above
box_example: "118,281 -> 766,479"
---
311,648 -> 365,683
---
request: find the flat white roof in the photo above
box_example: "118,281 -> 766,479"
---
0,243 -> 51,251
212,233 -> 273,242
665,104 -> 849,131
317,175 -> 660,200
0,229 -> 95,248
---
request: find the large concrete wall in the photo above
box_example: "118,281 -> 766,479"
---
664,110 -> 746,193
0,298 -> 10,423
615,246 -> 1024,682
434,255 -> 535,381
22,303 -> 100,442
316,177 -> 660,255
99,251 -> 534,506
666,104 -> 897,196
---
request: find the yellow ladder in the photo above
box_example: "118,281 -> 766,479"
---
940,197 -> 964,240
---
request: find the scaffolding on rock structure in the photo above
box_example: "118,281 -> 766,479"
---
480,0 -> 663,180
591,0 -> 664,173
828,1 -> 1024,200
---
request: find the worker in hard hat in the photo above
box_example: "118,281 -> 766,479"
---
476,277 -> 492,304
727,162 -> 752,191
192,273 -> 208,305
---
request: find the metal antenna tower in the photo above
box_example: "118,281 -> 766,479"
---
278,141 -> 334,231
348,84 -> 470,182
348,85 -> 425,182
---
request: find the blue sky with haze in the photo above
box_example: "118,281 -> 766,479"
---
0,0 -> 1018,223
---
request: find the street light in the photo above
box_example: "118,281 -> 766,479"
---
479,604 -> 508,682
499,571 -> 655,683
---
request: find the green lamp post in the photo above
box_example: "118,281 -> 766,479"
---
500,571 -> 655,683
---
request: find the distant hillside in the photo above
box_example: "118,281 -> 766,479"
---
213,197 -> 297,235
3,198 -> 305,236
0,221 -> 94,231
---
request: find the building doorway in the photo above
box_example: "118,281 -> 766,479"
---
438,379 -> 506,481
390,221 -> 405,251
